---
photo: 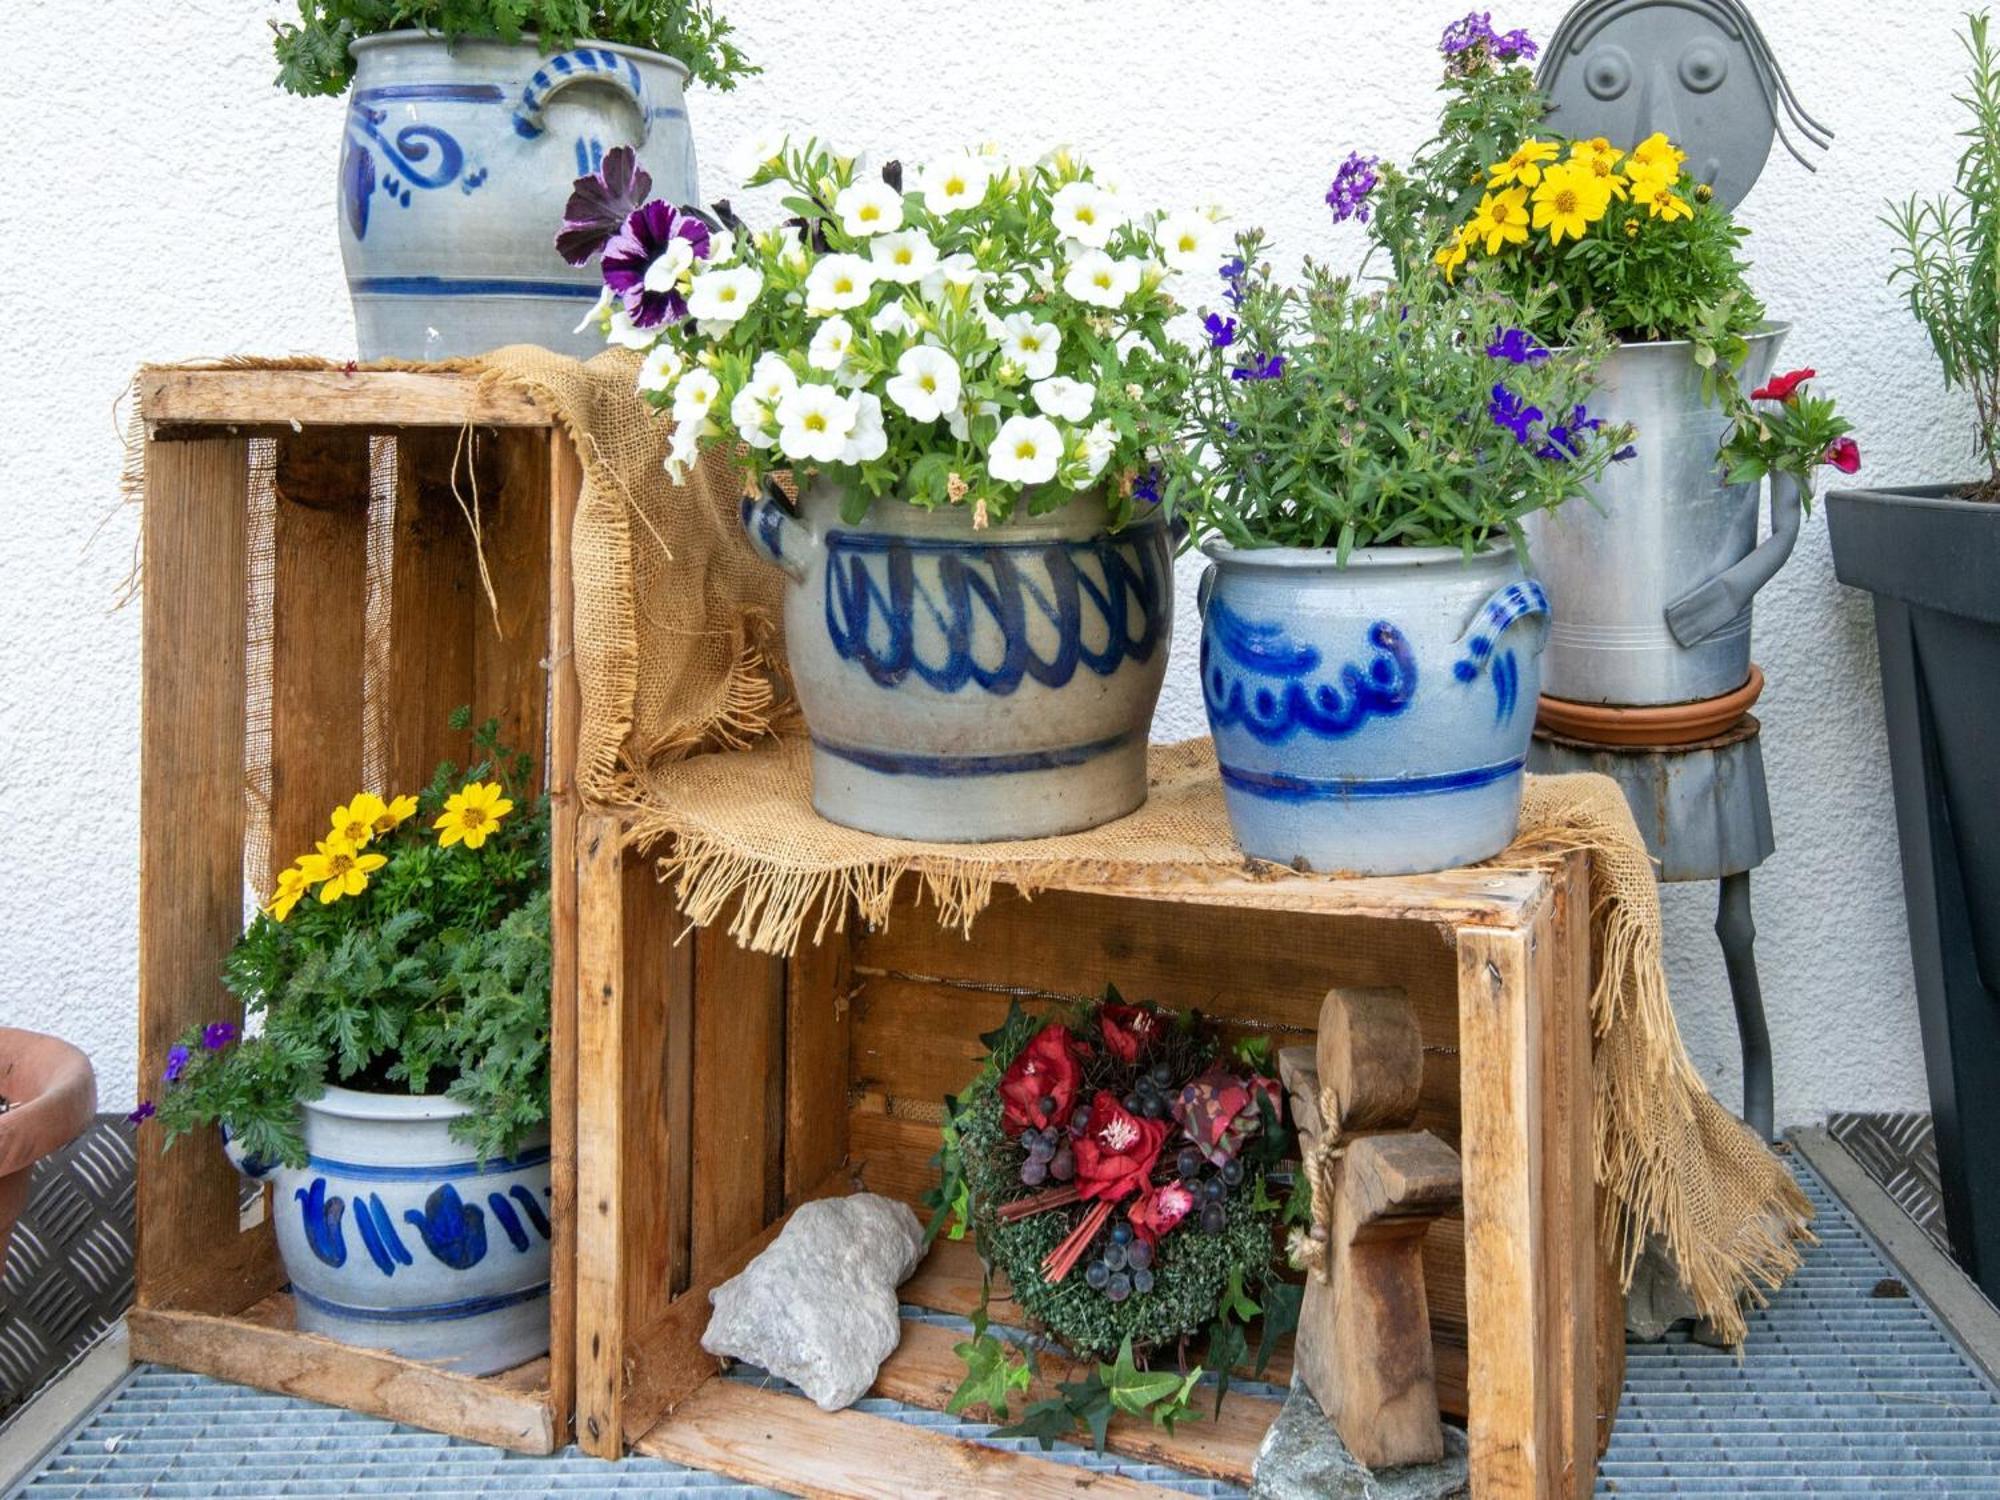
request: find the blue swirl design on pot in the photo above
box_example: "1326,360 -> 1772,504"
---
821,527 -> 1168,695
404,1184 -> 488,1269
294,1179 -> 347,1268
1200,598 -> 1418,743
1451,580 -> 1546,725
353,1192 -> 414,1275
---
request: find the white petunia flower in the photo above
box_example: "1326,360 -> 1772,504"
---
1077,419 -> 1117,481
1049,181 -> 1124,248
705,228 -> 737,267
841,391 -> 888,464
804,253 -> 877,313
919,252 -> 985,304
870,301 -> 921,338
987,414 -> 1064,486
747,351 -> 800,403
1155,210 -> 1219,272
730,129 -> 789,181
914,155 -> 994,213
670,369 -> 722,427
870,229 -> 939,285
1031,376 -> 1095,423
643,239 -> 697,295
776,382 -> 858,464
605,304 -> 658,351
636,342 -> 685,394
1062,250 -> 1142,308
946,400 -> 1001,442
999,312 -> 1061,380
686,265 -> 764,325
833,179 -> 905,238
808,315 -> 857,373
884,346 -> 963,422
575,285 -> 615,336
764,225 -> 810,275
665,422 -> 703,483
729,384 -> 778,449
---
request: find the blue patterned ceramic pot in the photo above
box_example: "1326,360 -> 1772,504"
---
339,32 -> 699,361
741,480 -> 1174,841
227,1087 -> 551,1375
1198,541 -> 1549,875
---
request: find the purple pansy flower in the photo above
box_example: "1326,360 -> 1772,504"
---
1326,152 -> 1379,225
1489,383 -> 1543,444
1232,352 -> 1286,382
1219,255 -> 1248,308
163,1045 -> 190,1084
1203,313 -> 1238,349
1486,328 -> 1550,365
556,145 -> 654,267
128,1100 -> 156,1125
203,1020 -> 239,1051
602,200 -> 713,329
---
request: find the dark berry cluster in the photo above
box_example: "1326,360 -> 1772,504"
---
1123,1060 -> 1176,1120
1081,1221 -> 1156,1301
1016,1109 -> 1081,1188
1175,1143 -> 1243,1235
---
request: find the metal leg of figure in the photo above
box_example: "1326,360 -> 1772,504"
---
1717,870 -> 1775,1141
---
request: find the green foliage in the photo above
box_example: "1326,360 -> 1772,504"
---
153,717 -> 551,1167
1164,235 -> 1621,555
948,1305 -> 1034,1422
996,1338 -> 1205,1454
271,0 -> 756,97
1886,10 -> 2000,486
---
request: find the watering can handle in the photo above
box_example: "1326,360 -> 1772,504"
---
739,480 -> 810,584
511,48 -> 649,145
1664,472 -> 1803,648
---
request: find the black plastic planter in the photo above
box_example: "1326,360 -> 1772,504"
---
1827,484 -> 2000,1300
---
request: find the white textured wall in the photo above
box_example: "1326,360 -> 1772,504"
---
0,0 -> 1970,1126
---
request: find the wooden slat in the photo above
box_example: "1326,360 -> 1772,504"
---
785,933 -> 853,1206
128,1301 -> 554,1454
690,919 -> 786,1280
382,428 -> 479,790
137,435 -> 282,1318
268,430 -> 369,876
635,1379 -> 1185,1499
874,1318 -> 1282,1485
143,369 -> 548,431
1044,866 -> 1547,927
472,429 -> 553,764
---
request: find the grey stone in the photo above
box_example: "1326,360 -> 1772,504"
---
701,1193 -> 925,1411
1252,1379 -> 1469,1499
1625,1233 -> 1701,1342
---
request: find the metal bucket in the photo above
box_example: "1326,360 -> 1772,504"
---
1525,328 -> 1786,707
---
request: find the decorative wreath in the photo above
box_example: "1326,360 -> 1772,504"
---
933,990 -> 1300,1366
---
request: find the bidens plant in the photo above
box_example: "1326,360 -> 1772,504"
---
560,139 -> 1211,528
141,715 -> 552,1169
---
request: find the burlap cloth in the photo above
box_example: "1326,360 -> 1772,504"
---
136,348 -> 1811,1343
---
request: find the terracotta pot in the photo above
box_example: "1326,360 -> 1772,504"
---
0,1029 -> 98,1274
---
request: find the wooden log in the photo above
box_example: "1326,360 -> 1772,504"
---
1276,1045 -> 1325,1143
1317,985 -> 1422,1133
143,369 -> 548,431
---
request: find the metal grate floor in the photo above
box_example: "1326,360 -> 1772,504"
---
7,1159 -> 1999,1497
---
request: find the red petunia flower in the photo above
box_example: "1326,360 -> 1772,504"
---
997,1023 -> 1083,1138
1073,1090 -> 1169,1203
1127,1181 -> 1195,1247
1751,368 -> 1816,403
1823,436 -> 1862,474
1098,1003 -> 1161,1064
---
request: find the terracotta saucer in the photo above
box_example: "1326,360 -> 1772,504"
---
1535,664 -> 1764,748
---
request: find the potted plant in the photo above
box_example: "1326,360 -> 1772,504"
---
1827,11 -> 2000,1301
1354,14 -> 1853,726
1162,235 -> 1624,875
0,1031 -> 96,1275
138,717 -> 553,1374
274,0 -> 754,361
562,139 -> 1211,841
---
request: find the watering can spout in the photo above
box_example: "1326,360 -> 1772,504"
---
1664,471 -> 1804,648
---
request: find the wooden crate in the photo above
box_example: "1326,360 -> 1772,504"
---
575,843 -> 1625,1499
131,370 -> 582,1453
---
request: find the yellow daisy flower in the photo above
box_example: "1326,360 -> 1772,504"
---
1434,225 -> 1472,282
1488,138 -> 1560,189
1570,139 -> 1631,201
298,836 -> 387,905
434,781 -> 515,850
328,793 -> 388,848
1628,132 -> 1686,178
264,864 -> 310,923
1468,187 -> 1532,255
371,794 -> 420,837
1531,163 -> 1612,246
1631,175 -> 1694,222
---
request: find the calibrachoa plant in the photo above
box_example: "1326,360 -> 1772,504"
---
1164,230 -> 1627,555
559,138 -> 1212,528
924,993 -> 1303,1448
141,715 -> 552,1168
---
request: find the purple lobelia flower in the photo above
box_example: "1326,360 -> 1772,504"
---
203,1020 -> 239,1051
1231,352 -> 1286,382
556,146 -> 653,267
602,200 -> 713,329
1536,404 -> 1605,462
1132,466 -> 1164,507
128,1100 -> 156,1125
1489,383 -> 1543,444
1218,256 -> 1248,308
1203,313 -> 1238,349
1326,152 -> 1379,225
1486,327 -> 1550,365
164,1045 -> 190,1084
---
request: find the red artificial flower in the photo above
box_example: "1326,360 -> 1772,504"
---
1073,1090 -> 1169,1203
1751,368 -> 1816,403
1172,1066 -> 1284,1168
1098,1003 -> 1162,1064
1127,1181 -> 1195,1248
997,1023 -> 1083,1138
1824,436 -> 1862,474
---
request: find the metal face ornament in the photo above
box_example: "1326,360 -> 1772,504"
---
1537,0 -> 1831,207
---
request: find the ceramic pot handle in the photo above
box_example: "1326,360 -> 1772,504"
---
511,48 -> 649,145
220,1124 -> 277,1182
1455,577 -> 1551,670
1196,562 -> 1217,618
1664,471 -> 1803,648
739,480 -> 811,584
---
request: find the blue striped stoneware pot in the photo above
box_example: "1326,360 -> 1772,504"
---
339,32 -> 698,361
1198,541 -> 1549,875
226,1087 -> 551,1374
741,480 -> 1174,841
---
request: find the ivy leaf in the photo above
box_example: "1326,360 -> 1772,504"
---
1153,1367 -> 1206,1434
1221,1267 -> 1262,1325
979,999 -> 1029,1055
947,1331 -> 1031,1421
1100,1336 -> 1186,1417
1256,1281 -> 1305,1376
1249,1172 -> 1284,1215
1206,1315 -> 1248,1415
993,1397 -> 1078,1451
1057,1371 -> 1117,1454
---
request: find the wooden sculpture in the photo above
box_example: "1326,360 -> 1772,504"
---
1279,986 -> 1463,1470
